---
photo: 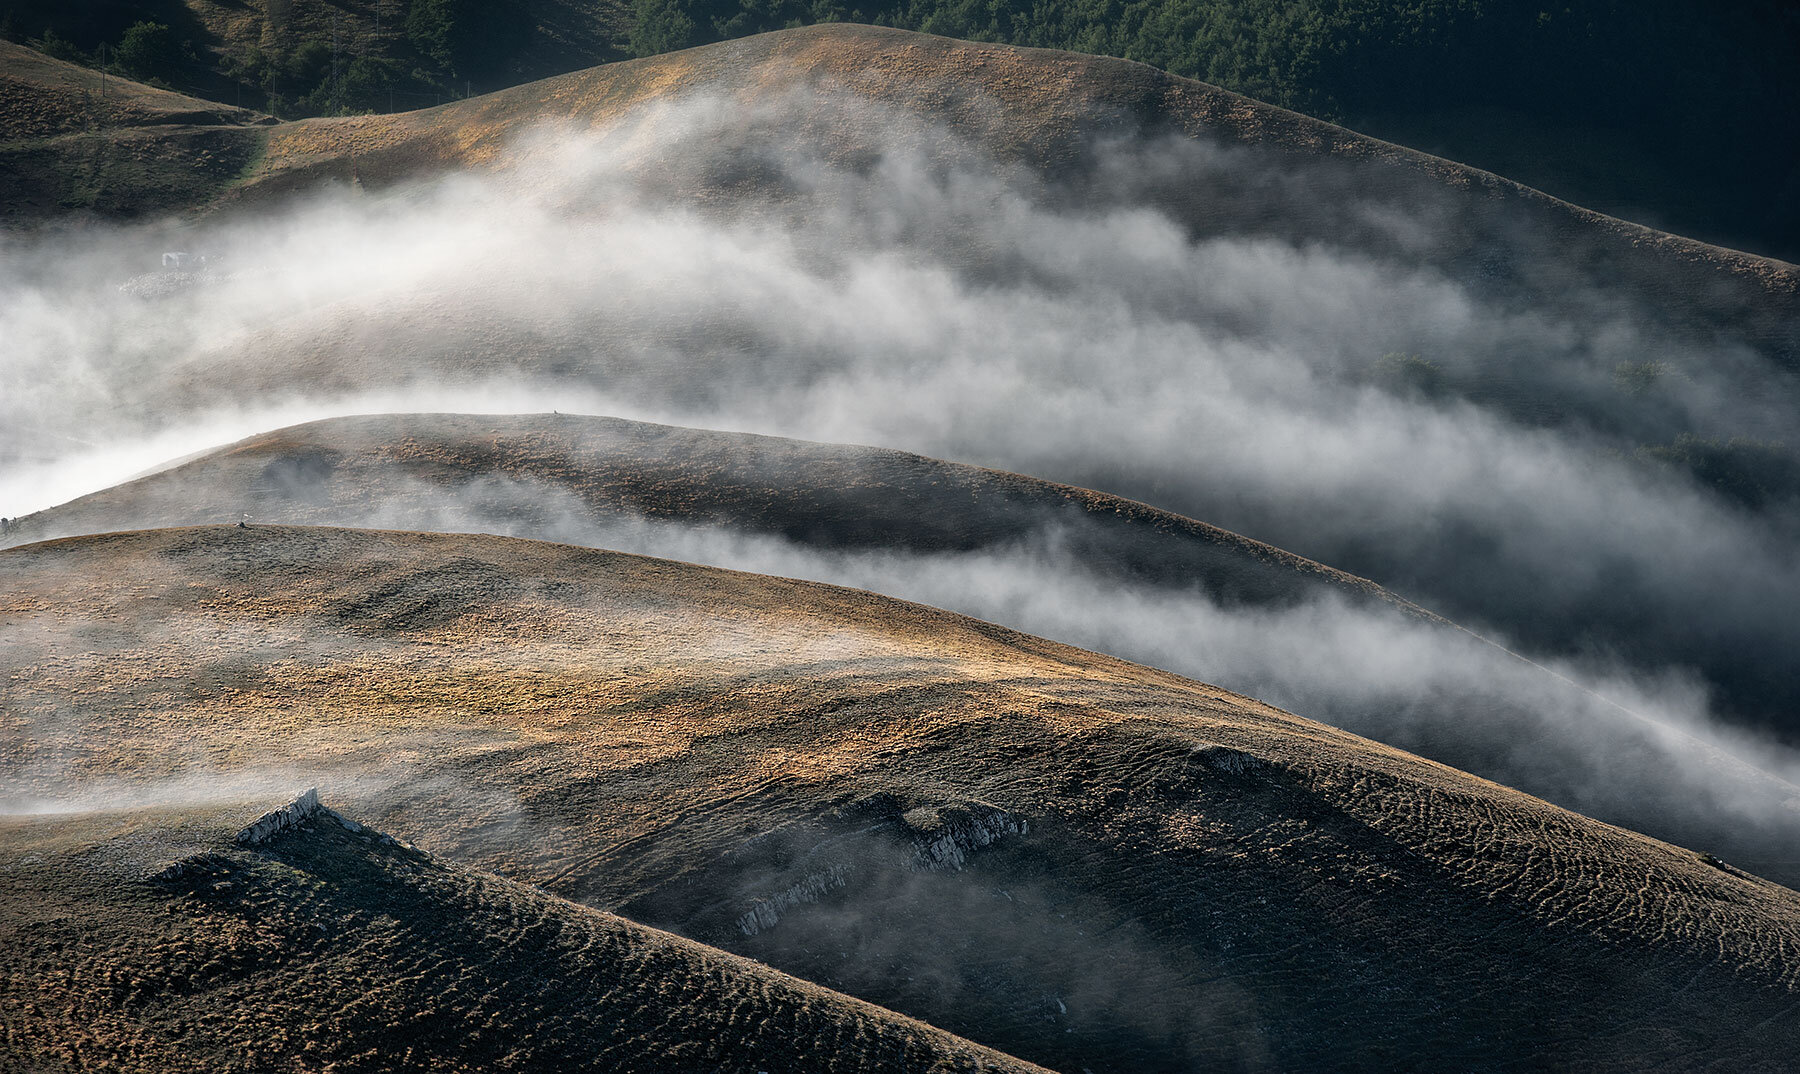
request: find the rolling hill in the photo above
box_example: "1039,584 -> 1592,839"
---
4,524 -> 1800,1071
228,24 -> 1797,311
0,38 -> 270,222
7,29 -> 1794,752
0,797 -> 1045,1073
5,2 -> 1795,259
0,412 -> 1416,612
7,22 -> 1800,1069
7,411 -> 1800,896
6,24 -> 1791,386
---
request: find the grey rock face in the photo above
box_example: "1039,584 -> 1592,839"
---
737,861 -> 854,936
235,788 -> 323,846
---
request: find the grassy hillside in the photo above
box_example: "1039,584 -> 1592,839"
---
4,1 -> 1794,258
218,24 -> 1794,317
0,40 -> 269,221
0,413 -> 1416,612
0,0 -> 625,117
0,800 -> 1046,1072
634,0 -> 1800,260
14,413 -> 1800,891
4,525 -> 1800,1071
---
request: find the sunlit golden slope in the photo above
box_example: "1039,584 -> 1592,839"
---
12,412 -> 1799,894
4,525 -> 1798,1071
237,24 -> 1794,299
8,25 -> 1794,308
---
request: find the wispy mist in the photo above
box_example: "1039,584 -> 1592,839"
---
4,89 -> 1799,872
326,480 -> 1800,877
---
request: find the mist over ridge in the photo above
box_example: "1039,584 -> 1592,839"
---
12,408 -> 1800,887
5,57 -> 1799,738
10,523 -> 1800,1072
7,25 -> 1800,1071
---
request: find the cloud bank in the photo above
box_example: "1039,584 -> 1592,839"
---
3,88 -> 1799,873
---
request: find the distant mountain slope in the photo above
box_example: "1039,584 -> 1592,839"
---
6,25 -> 1791,374
0,39 -> 270,222
0,0 -> 628,116
0,799 -> 1045,1073
5,2 -> 1794,258
218,24 -> 1792,365
625,0 -> 1800,261
4,524 -> 1799,1071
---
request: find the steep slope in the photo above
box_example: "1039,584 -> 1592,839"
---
10,25 -> 1795,316
0,796 -> 1044,1073
8,412 -> 1797,892
0,39 -> 270,222
0,0 -> 627,117
7,3 -> 1796,260
4,525 -> 1799,1072
626,1 -> 1800,261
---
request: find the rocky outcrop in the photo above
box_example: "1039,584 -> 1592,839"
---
736,862 -> 853,936
146,794 -> 401,886
900,802 -> 1028,873
726,798 -> 1031,937
236,788 -> 324,846
232,788 -> 398,847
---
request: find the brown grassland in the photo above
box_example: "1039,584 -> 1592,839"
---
6,24 -> 1800,1073
4,525 -> 1799,1070
12,412 -> 1800,894
0,412 -> 1414,613
0,39 -> 270,221
0,800 -> 1044,1073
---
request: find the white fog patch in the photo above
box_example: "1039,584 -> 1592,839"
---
4,89 -> 1800,870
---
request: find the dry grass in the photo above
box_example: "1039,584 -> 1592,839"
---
12,411 -> 1799,897
4,524 -> 1799,1070
8,23 -> 1794,306
0,40 -> 270,222
0,41 -> 267,139
0,801 -> 1044,1073
229,24 -> 1795,295
1,412 -> 1414,615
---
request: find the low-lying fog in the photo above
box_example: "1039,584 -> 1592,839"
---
3,89 -> 1798,872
